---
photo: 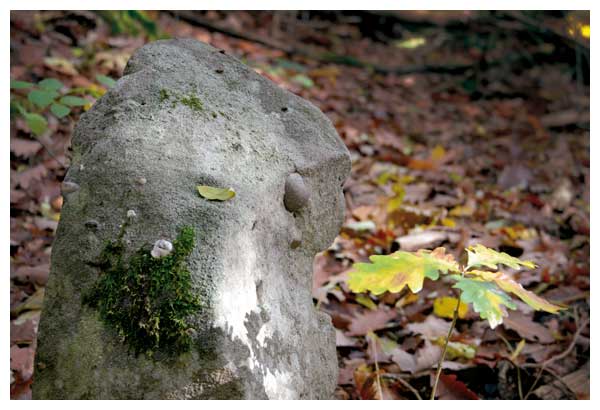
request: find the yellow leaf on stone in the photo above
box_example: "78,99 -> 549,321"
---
196,185 -> 236,201
433,296 -> 468,319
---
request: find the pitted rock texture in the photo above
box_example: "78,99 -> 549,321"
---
33,38 -> 351,400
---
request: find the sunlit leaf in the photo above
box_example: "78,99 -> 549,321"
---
466,244 -> 536,270
348,247 -> 460,295
38,78 -> 63,91
467,270 -> 564,313
28,89 -> 58,109
433,296 -> 468,319
394,37 -> 426,49
50,103 -> 70,118
196,185 -> 236,201
452,276 -> 516,328
23,112 -> 48,136
581,24 -> 590,39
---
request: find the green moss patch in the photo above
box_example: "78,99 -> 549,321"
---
83,226 -> 201,356
159,88 -> 203,112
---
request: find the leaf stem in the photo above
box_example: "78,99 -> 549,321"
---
430,290 -> 462,400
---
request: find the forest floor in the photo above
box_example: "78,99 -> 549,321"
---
10,11 -> 590,399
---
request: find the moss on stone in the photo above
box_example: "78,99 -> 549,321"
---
159,88 -> 203,113
159,88 -> 170,102
179,94 -> 203,112
83,226 -> 201,357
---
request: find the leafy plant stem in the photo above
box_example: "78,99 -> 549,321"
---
430,282 -> 463,400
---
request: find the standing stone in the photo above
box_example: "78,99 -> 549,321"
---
33,38 -> 350,399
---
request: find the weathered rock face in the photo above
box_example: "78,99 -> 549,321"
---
33,39 -> 351,399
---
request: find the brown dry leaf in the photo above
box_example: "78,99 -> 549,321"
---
347,307 -> 396,336
10,138 -> 40,158
502,310 -> 555,344
407,315 -> 451,339
11,264 -> 50,285
433,373 -> 480,399
16,164 -> 47,189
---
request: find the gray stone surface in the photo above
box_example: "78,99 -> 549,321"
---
33,38 -> 351,399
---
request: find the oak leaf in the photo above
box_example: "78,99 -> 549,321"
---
348,247 -> 459,295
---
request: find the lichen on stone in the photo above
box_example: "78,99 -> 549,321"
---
83,225 -> 201,357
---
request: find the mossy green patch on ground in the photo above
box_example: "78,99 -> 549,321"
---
83,226 -> 201,357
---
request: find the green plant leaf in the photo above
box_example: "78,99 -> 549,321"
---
466,244 -> 536,270
11,80 -> 34,89
291,74 -> 314,88
348,247 -> 460,295
96,74 -> 117,88
467,270 -> 564,313
452,276 -> 516,328
50,103 -> 71,118
196,185 -> 236,201
24,112 -> 48,136
38,78 -> 63,91
60,95 -> 89,106
28,89 -> 59,109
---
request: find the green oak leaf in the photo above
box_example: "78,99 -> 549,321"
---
196,185 -> 236,201
452,276 -> 516,328
467,270 -> 564,313
348,247 -> 460,295
466,244 -> 536,271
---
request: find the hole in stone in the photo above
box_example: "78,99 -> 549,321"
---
215,68 -> 224,74
219,49 -> 226,54
281,107 -> 288,112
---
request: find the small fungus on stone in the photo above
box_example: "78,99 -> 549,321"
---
151,239 -> 173,258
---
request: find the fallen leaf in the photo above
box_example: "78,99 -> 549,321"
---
434,373 -> 479,399
503,311 -> 554,344
10,138 -> 40,158
407,315 -> 451,339
433,296 -> 469,319
196,185 -> 236,201
347,307 -> 396,336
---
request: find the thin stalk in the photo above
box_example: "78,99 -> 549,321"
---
430,292 -> 462,400
370,333 -> 384,399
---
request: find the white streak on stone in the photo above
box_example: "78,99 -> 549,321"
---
263,368 -> 295,400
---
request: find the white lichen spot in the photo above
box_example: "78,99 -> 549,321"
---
126,209 -> 137,219
151,239 -> 173,258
